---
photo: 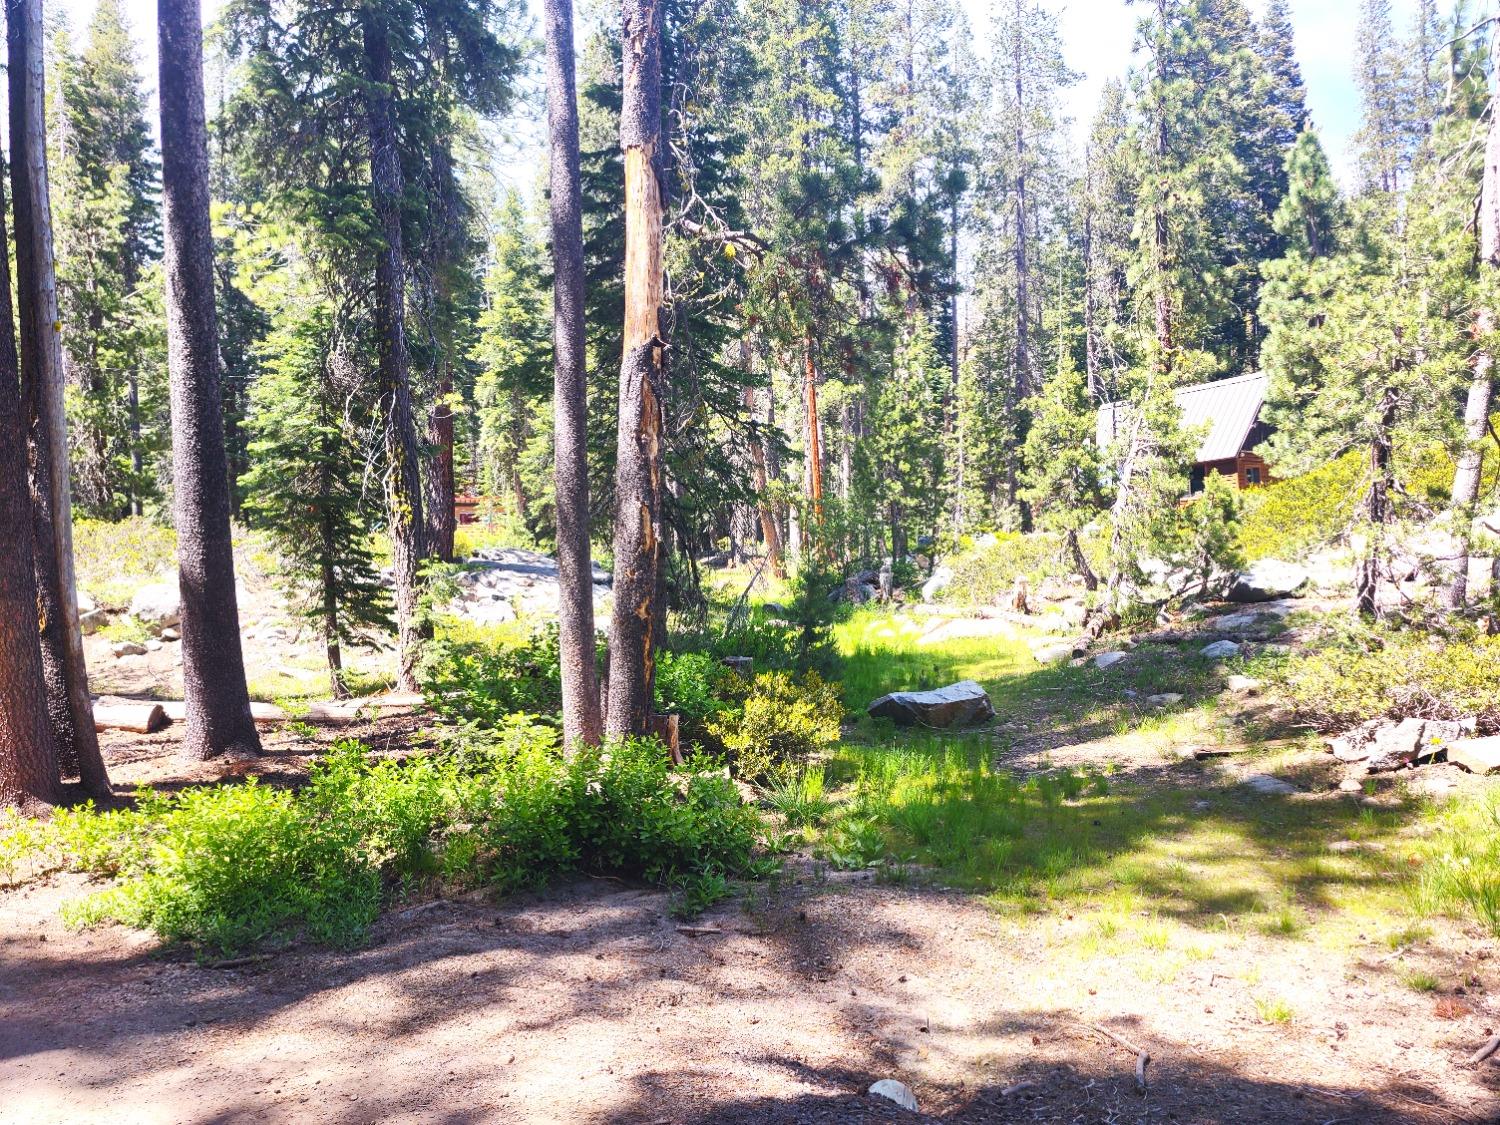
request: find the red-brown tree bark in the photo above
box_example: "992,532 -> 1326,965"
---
0,164 -> 59,810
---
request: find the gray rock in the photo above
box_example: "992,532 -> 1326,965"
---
129,583 -> 181,630
1227,560 -> 1309,603
145,639 -> 163,652
1337,778 -> 1364,793
1215,613 -> 1259,630
1146,693 -> 1184,707
111,641 -> 147,658
920,566 -> 953,603
1094,651 -> 1129,670
1327,716 -> 1467,771
1200,640 -> 1240,659
1445,735 -> 1500,775
868,680 -> 994,728
79,608 -> 107,636
76,591 -> 97,615
867,1079 -> 919,1113
1225,674 -> 1262,695
1244,773 -> 1298,796
1031,642 -> 1074,665
160,627 -> 180,642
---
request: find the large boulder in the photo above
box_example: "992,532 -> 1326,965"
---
868,680 -> 994,728
1448,735 -> 1500,775
129,583 -> 181,630
920,565 -> 954,603
1227,560 -> 1309,603
1200,639 -> 1240,659
1327,716 -> 1468,771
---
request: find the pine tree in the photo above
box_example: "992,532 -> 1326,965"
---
52,0 -> 160,516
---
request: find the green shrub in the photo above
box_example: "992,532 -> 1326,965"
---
707,670 -> 844,783
654,651 -> 733,722
421,621 -> 576,726
1263,625 -> 1500,730
1237,452 -> 1364,562
945,531 -> 1079,606
72,517 -> 177,607
41,734 -> 764,957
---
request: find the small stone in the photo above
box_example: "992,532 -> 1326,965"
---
1225,675 -> 1262,695
1200,640 -> 1240,659
129,583 -> 181,630
111,640 -> 147,658
145,639 -> 163,652
1244,773 -> 1298,796
1146,693 -> 1184,707
1338,778 -> 1363,793
1031,642 -> 1074,665
160,627 -> 180,642
1094,651 -> 1129,670
78,608 -> 108,635
868,1079 -> 919,1113
1215,613 -> 1259,630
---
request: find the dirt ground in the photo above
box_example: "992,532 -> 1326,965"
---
4,723 -> 1499,1125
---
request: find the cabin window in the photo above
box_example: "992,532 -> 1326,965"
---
1245,466 -> 1261,486
1189,465 -> 1205,494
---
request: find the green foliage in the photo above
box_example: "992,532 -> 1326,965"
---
37,734 -> 763,957
706,670 -> 844,784
421,622 -> 575,727
1237,451 -> 1365,561
945,531 -> 1075,606
1261,624 -> 1500,730
1412,788 -> 1500,936
72,517 -> 175,607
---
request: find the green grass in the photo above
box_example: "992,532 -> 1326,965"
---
1253,996 -> 1295,1024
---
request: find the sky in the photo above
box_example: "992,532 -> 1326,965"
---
58,0 -> 1423,190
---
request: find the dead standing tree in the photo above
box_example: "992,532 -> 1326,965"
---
7,0 -> 110,794
606,0 -> 667,738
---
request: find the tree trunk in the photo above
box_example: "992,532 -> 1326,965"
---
741,343 -> 783,579
0,180 -> 59,810
545,0 -> 603,748
8,0 -> 109,794
158,0 -> 261,761
426,369 -> 457,562
1356,387 -> 1399,619
1443,37 -> 1500,612
1012,0 -> 1034,398
362,8 -> 429,692
605,0 -> 665,739
1082,147 -> 1102,402
803,333 -> 824,531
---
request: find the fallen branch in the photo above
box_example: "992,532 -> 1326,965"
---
675,925 -> 723,936
1082,1023 -> 1151,1095
205,953 -> 273,970
1468,1031 -> 1500,1065
1000,1080 -> 1037,1096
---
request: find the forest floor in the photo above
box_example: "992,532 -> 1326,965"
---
5,602 -> 1500,1123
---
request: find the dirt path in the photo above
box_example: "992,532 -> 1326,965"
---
3,856 -> 1494,1124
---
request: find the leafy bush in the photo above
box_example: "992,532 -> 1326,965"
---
421,621 -> 574,726
72,517 -> 177,607
945,531 -> 1077,606
654,651 -> 733,722
1237,451 -> 1365,562
39,735 -> 763,957
1261,624 -> 1500,730
707,670 -> 844,783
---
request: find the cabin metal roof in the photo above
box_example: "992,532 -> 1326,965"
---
1095,372 -> 1269,465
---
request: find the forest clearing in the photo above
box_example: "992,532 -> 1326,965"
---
7,0 -> 1500,1120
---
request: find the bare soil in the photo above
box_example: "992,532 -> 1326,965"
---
3,725 -> 1498,1124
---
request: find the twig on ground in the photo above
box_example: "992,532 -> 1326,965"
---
1000,1080 -> 1037,1096
675,925 -> 723,936
1081,1023 -> 1151,1095
1468,1031 -> 1500,1065
205,953 -> 273,970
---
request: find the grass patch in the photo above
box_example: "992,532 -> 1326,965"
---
1253,996 -> 1295,1024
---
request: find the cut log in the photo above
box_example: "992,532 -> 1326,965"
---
93,701 -> 168,734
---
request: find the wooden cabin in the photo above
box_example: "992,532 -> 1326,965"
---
1096,372 -> 1273,494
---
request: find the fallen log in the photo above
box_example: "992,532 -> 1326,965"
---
93,701 -> 168,734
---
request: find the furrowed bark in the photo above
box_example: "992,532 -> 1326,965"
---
8,0 -> 109,794
362,8 -> 429,692
606,0 -> 665,739
159,0 -> 261,761
0,164 -> 59,810
545,0 -> 603,747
